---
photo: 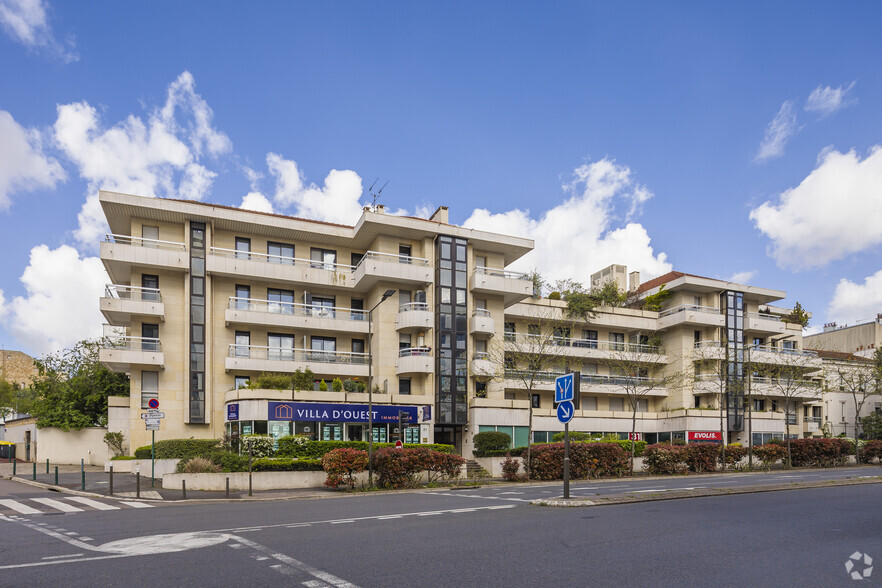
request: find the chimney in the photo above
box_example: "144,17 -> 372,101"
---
375,204 -> 386,214
429,205 -> 449,224
629,271 -> 641,292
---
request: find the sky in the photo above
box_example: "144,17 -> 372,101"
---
1,1 -> 881,358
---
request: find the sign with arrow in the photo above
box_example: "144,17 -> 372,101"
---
556,400 -> 574,424
555,373 -> 575,404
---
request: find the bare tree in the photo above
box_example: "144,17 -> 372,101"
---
692,340 -> 731,470
822,352 -> 880,463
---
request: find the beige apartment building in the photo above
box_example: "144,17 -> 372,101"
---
97,190 -> 831,455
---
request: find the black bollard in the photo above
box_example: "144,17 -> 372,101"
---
109,465 -> 114,496
182,479 -> 187,500
226,477 -> 230,498
136,471 -> 141,499
54,466 -> 58,486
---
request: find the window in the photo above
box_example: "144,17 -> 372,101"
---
310,295 -> 336,318
582,363 -> 598,375
399,334 -> 412,350
753,398 -> 765,411
141,275 -> 159,301
235,285 -> 250,310
399,290 -> 412,308
693,296 -> 701,307
350,298 -> 364,321
310,248 -> 337,270
578,330 -> 598,349
531,394 -> 541,408
399,378 -> 411,395
234,376 -> 249,390
752,337 -> 764,350
504,322 -> 516,341
235,237 -> 251,260
399,244 -> 412,263
141,323 -> 159,351
235,331 -> 250,357
553,327 -> 570,346
141,371 -> 158,409
610,332 -> 625,351
310,336 -> 336,361
351,339 -> 365,355
351,252 -> 364,267
609,397 -> 624,411
504,355 -> 516,369
581,396 -> 597,410
694,330 -> 701,344
695,395 -> 701,408
142,225 -> 159,247
782,340 -> 797,353
476,381 -> 487,398
268,242 -> 295,264
504,391 -> 516,400
475,256 -> 486,268
268,333 -> 295,361
267,288 -> 295,314
771,399 -> 778,412
841,401 -> 847,422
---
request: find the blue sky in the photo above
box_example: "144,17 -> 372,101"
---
1,1 -> 881,357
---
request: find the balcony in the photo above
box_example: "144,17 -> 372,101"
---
692,340 -> 726,361
101,234 -> 188,284
395,303 -> 433,333
504,333 -> 667,364
469,308 -> 495,337
100,285 -> 164,326
208,247 -> 357,289
470,351 -> 495,379
503,369 -> 667,396
744,312 -> 795,335
352,252 -> 432,289
225,298 -> 369,334
99,337 -> 164,372
657,305 -> 724,330
225,345 -> 369,378
469,266 -> 533,305
395,347 -> 433,375
747,345 -> 823,369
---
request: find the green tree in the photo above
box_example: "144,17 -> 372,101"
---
860,412 -> 882,440
641,284 -> 672,312
782,302 -> 810,328
30,340 -> 130,430
593,279 -> 628,308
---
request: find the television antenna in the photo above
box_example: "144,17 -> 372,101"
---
368,178 -> 389,211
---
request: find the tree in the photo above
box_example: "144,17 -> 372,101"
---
30,340 -> 130,431
490,309 -> 571,480
692,341 -> 733,470
782,302 -> 810,328
593,279 -> 628,308
826,354 -> 880,462
0,379 -> 37,418
860,412 -> 882,440
641,284 -> 672,312
292,367 -> 315,394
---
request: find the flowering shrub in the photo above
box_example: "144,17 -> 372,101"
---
683,443 -> 719,473
525,442 -> 629,480
241,435 -> 275,458
372,447 -> 422,488
753,444 -> 786,469
642,444 -> 688,475
859,440 -> 882,463
412,449 -> 465,483
722,445 -> 747,467
787,438 -> 851,468
502,454 -> 522,481
322,448 -> 369,489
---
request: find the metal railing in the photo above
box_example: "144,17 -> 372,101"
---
398,347 -> 431,357
473,351 -> 491,361
105,234 -> 186,250
228,297 -> 365,321
399,302 -> 430,313
473,308 -> 492,318
210,246 -> 356,272
474,266 -> 531,281
506,332 -> 662,354
227,344 -> 368,364
103,336 -> 162,352
806,416 -> 822,424
750,376 -> 821,389
503,369 -> 662,386
747,312 -> 783,322
659,304 -> 720,318
693,340 -> 724,349
359,251 -> 429,267
104,284 -> 162,302
750,344 -> 818,357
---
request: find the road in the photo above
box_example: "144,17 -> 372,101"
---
1,471 -> 881,586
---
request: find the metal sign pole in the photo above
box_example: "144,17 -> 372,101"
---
151,430 -> 155,488
563,422 -> 570,499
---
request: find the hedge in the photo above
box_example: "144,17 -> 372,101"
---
371,447 -> 466,489
787,438 -> 852,467
252,458 -> 323,472
323,449 -> 369,488
860,440 -> 882,463
643,444 -> 747,475
473,431 -> 511,453
276,437 -> 455,458
475,446 -> 527,458
134,439 -> 221,459
525,442 -> 629,480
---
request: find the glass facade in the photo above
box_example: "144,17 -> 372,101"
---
189,221 -> 206,423
435,235 -> 468,425
722,290 -> 744,433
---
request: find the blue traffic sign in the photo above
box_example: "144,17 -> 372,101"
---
557,400 -> 574,424
555,373 -> 575,404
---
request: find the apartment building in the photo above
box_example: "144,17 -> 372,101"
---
97,190 -> 832,455
804,315 -> 882,359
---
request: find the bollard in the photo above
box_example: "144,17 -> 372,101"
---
82,468 -> 85,492
182,479 -> 186,500
226,477 -> 230,499
136,471 -> 141,499
109,465 -> 114,496
46,459 -> 49,474
33,461 -> 36,481
13,460 -> 16,476
54,466 -> 58,486
248,445 -> 253,497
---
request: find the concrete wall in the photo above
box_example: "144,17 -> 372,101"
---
39,427 -> 111,466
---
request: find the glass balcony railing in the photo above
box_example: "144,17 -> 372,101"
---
398,302 -> 430,313
228,345 -> 368,365
658,304 -> 721,318
105,284 -> 162,302
506,332 -> 662,354
228,298 -> 366,321
398,347 -> 431,357
105,234 -> 186,250
474,266 -> 531,281
102,336 -> 162,352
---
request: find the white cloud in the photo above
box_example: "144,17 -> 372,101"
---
266,153 -> 364,225
2,244 -> 106,355
726,271 -> 756,284
827,269 -> 882,326
750,146 -> 882,269
463,158 -> 671,287
805,82 -> 856,117
0,0 -> 77,62
240,191 -> 274,214
0,109 -> 66,210
755,100 -> 799,162
52,71 -> 231,247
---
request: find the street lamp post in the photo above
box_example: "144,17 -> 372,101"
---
367,289 -> 396,488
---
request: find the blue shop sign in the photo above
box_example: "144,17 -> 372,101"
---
227,403 -> 239,421
268,402 -> 419,423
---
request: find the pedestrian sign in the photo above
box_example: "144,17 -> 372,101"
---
556,401 -> 574,424
555,373 -> 575,404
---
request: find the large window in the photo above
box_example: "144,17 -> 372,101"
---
141,371 -> 158,409
268,242 -> 295,264
435,234 -> 468,425
609,397 -> 624,411
235,237 -> 251,260
399,378 -> 411,395
235,284 -> 250,309
310,248 -> 337,270
267,288 -> 295,314
310,295 -> 335,318
310,336 -> 336,361
141,275 -> 159,301
268,333 -> 295,361
235,331 -> 250,357
141,323 -> 159,351
610,332 -> 625,351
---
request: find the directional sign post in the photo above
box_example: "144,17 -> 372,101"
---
146,399 -> 160,488
555,373 -> 578,500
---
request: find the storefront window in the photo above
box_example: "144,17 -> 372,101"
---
322,423 -> 343,441
269,421 -> 292,441
295,422 -> 316,440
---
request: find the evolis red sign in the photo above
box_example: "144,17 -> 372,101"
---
688,431 -> 722,442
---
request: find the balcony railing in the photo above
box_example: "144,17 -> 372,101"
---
750,345 -> 817,358
359,251 -> 429,267
473,308 -> 492,318
228,297 -> 366,321
747,312 -> 783,322
105,284 -> 162,302
473,351 -> 491,361
228,345 -> 368,365
507,332 -> 662,354
659,304 -> 720,318
399,302 -> 429,313
398,347 -> 431,357
105,234 -> 186,250
210,247 -> 356,273
504,369 -> 662,386
751,376 -> 821,389
806,416 -> 822,424
475,266 -> 531,281
103,336 -> 161,352
694,340 -> 724,349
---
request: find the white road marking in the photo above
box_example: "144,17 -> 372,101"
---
119,501 -> 153,508
303,581 -> 330,587
32,498 -> 83,513
0,500 -> 41,514
231,535 -> 359,587
66,497 -> 119,511
41,554 -> 83,560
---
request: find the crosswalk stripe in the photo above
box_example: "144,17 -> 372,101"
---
31,498 -> 84,513
0,499 -> 41,514
65,497 -> 120,511
120,501 -> 153,508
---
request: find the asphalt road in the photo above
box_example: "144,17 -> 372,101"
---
1,475 -> 880,586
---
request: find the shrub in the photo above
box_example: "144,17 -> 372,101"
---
526,442 -> 629,480
331,378 -> 344,392
372,447 -> 422,488
275,435 -> 311,455
547,291 -> 561,300
753,444 -> 786,469
684,443 -> 719,473
179,456 -> 221,473
615,439 -> 647,457
251,457 -> 323,472
342,379 -> 358,393
247,372 -> 293,390
416,449 -> 465,483
205,450 -> 250,472
501,454 -> 521,481
134,438 -> 221,459
323,448 -> 369,489
104,432 -> 125,456
643,444 -> 688,475
474,431 -> 511,453
861,412 -> 882,440
859,440 -> 882,463
551,431 -> 594,442
319,379 -> 328,391
275,438 -> 455,459
241,435 -> 275,458
476,446 -> 527,458
788,438 -> 851,468
722,445 -> 747,467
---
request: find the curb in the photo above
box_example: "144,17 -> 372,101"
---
532,476 -> 882,507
